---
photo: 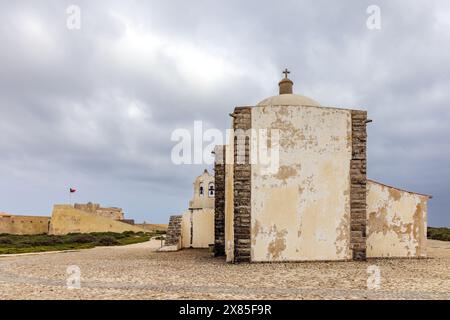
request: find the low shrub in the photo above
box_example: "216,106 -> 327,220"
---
23,236 -> 64,246
96,236 -> 120,246
427,227 -> 450,241
69,234 -> 97,244
0,231 -> 150,254
0,237 -> 13,245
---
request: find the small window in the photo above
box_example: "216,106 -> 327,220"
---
208,183 -> 215,197
199,183 -> 204,197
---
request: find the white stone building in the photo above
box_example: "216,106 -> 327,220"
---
213,71 -> 431,263
164,170 -> 215,249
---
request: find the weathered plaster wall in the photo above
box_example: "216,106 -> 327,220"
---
0,214 -> 50,235
181,211 -> 192,248
225,127 -> 235,262
192,209 -> 215,248
180,209 -> 214,248
367,181 -> 429,258
49,205 -> 145,235
251,105 -> 353,262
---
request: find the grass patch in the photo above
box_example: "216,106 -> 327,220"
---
428,227 -> 450,241
0,231 -> 153,255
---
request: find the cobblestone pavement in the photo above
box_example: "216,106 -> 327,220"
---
0,240 -> 449,300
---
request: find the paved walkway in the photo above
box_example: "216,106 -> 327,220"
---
0,240 -> 449,299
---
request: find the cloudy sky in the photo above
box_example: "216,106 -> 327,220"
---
0,0 -> 449,226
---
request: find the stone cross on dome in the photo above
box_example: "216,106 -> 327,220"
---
279,68 -> 293,94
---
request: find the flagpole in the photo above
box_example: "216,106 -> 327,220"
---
69,188 -> 76,205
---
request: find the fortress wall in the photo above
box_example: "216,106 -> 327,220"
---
74,203 -> 124,220
135,223 -> 168,232
95,208 -> 124,220
0,215 -> 50,235
367,181 -> 429,258
49,205 -> 145,235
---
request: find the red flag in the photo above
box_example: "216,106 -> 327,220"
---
70,188 -> 76,193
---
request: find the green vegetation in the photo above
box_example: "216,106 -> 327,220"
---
428,227 -> 450,241
0,231 -> 152,254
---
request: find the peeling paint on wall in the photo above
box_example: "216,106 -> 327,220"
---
366,180 -> 429,258
251,106 -> 353,261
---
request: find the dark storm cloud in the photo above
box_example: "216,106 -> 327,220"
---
0,0 -> 449,225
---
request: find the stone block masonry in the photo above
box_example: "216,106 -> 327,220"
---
165,215 -> 182,246
232,107 -> 252,263
214,145 -> 226,257
350,110 -> 368,261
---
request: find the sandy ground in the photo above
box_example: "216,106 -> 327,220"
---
0,239 -> 449,300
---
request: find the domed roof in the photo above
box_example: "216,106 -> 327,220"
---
257,93 -> 321,107
257,68 -> 321,107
